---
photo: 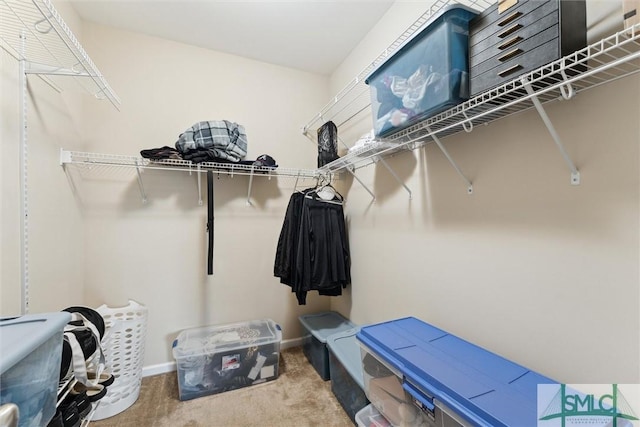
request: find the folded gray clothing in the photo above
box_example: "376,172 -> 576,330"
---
175,120 -> 248,162
140,146 -> 182,160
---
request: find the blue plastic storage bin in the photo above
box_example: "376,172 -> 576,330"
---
357,317 -> 558,427
366,5 -> 478,138
0,312 -> 71,427
298,311 -> 355,380
327,327 -> 369,422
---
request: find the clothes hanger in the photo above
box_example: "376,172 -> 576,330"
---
305,175 -> 343,205
317,181 -> 336,201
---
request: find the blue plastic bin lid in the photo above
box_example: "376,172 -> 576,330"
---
326,326 -> 365,389
0,312 -> 71,374
298,311 -> 355,344
357,317 -> 558,427
365,4 -> 479,84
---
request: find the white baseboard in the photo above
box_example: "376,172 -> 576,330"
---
281,337 -> 304,349
142,361 -> 176,377
141,337 -> 305,378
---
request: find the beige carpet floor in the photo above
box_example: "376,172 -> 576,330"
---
91,346 -> 355,427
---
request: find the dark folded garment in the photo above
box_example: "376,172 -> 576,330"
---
140,146 -> 182,160
183,149 -> 212,164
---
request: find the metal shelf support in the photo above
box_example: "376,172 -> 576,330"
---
347,166 -> 375,201
426,127 -> 473,194
133,159 -> 148,204
246,166 -> 255,206
522,77 -> 581,185
378,157 -> 412,199
19,31 -> 29,315
196,165 -> 203,206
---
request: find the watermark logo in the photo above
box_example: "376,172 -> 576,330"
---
538,384 -> 640,427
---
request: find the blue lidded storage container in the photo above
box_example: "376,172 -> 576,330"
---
0,312 -> 71,427
327,327 -> 369,422
298,311 -> 355,380
356,317 -> 558,427
366,5 -> 478,138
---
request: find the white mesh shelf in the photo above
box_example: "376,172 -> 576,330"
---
0,0 -> 120,108
60,150 -> 320,179
304,1 -> 640,175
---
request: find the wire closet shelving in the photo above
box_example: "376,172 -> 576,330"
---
0,0 -> 120,107
59,150 -> 320,206
59,150 -> 319,179
302,0 -> 640,194
2,0 -> 122,317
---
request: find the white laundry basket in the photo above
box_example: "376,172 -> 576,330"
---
92,300 -> 148,420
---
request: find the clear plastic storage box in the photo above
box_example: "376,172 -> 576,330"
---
0,312 -> 71,427
327,327 -> 369,422
172,319 -> 281,401
298,311 -> 355,380
366,5 -> 478,137
355,404 -> 392,427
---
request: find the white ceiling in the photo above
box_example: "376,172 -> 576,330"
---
68,0 -> 395,75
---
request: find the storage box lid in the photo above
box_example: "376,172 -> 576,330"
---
356,317 -> 557,427
298,311 -> 355,344
172,319 -> 281,359
0,312 -> 71,374
365,4 -> 479,84
326,326 -> 365,389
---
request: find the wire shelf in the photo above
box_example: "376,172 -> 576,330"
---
60,150 -> 320,180
317,22 -> 640,173
302,0 -> 493,134
0,0 -> 120,108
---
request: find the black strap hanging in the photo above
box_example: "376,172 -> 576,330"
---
207,170 -> 214,275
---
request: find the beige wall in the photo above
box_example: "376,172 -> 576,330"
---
75,22 -> 331,366
329,0 -> 639,384
1,1 -> 85,316
2,0 -> 638,382
3,4 -> 332,368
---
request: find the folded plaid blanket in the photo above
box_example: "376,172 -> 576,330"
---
175,120 -> 248,162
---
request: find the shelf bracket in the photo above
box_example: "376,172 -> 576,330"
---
426,127 -> 473,194
196,165 -> 203,206
293,172 -> 301,192
134,159 -> 148,204
522,77 -> 580,185
347,166 -> 375,201
462,111 -> 473,133
59,148 -> 72,166
378,157 -> 412,199
246,165 -> 255,206
559,58 -> 575,100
